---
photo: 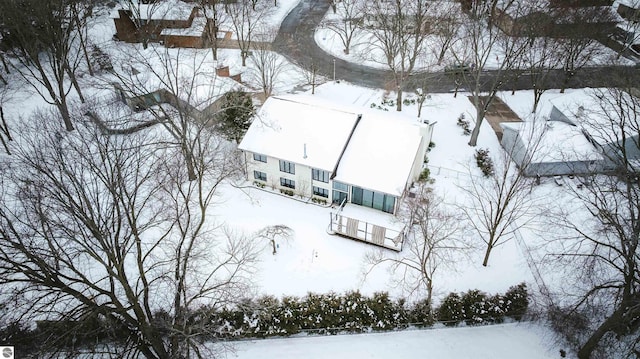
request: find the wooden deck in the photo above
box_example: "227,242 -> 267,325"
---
329,212 -> 405,251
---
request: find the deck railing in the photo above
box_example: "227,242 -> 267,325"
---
329,212 -> 405,251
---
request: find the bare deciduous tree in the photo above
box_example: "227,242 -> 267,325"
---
0,106 -> 258,358
452,0 -> 528,146
0,0 -> 87,131
522,36 -> 562,113
200,0 -> 228,61
459,130 -> 543,266
365,184 -> 469,309
249,37 -> 288,98
109,45 -> 226,181
543,86 -> 640,359
362,0 -> 433,111
228,0 -> 272,66
322,0 -> 362,55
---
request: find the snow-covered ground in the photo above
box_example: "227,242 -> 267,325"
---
4,0 -> 619,356
227,323 -> 561,359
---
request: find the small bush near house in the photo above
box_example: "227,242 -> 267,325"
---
428,141 -> 436,151
253,181 -> 265,188
311,197 -> 328,205
475,148 -> 495,177
419,168 -> 430,182
280,189 -> 294,196
457,113 -> 471,135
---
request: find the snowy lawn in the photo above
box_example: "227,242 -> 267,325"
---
226,323 -> 561,359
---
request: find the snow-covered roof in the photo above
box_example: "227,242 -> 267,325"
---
549,89 -> 639,145
112,0 -> 196,21
502,121 -> 603,163
239,95 -> 426,196
110,46 -> 246,111
333,110 -> 423,197
617,0 -> 640,9
239,96 -> 361,172
161,17 -> 207,37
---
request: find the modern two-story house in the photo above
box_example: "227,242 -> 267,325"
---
238,95 -> 434,215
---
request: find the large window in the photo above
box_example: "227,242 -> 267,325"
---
351,186 -> 396,214
332,181 -> 348,204
254,170 -> 267,181
279,160 -> 295,174
280,177 -> 295,189
253,153 -> 267,162
313,186 -> 329,198
312,168 -> 329,183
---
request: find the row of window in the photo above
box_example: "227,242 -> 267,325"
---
254,172 -> 394,212
253,153 -> 329,182
254,171 -> 329,198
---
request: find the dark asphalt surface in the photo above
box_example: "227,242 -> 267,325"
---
272,0 -> 640,93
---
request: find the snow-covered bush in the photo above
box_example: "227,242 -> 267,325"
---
437,293 -> 464,326
474,148 -> 495,177
503,283 -> 529,320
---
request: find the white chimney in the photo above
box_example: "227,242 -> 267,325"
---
303,143 -> 307,159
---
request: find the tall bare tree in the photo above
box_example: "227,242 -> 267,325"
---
365,184 -> 469,309
452,0 -> 528,146
0,0 -> 87,131
200,0 -> 228,61
228,0 -> 272,66
0,106 -> 258,358
109,45 -> 227,181
544,86 -> 640,359
249,36 -> 288,98
363,0 -> 433,111
522,36 -> 562,113
322,0 -> 362,55
459,130 -> 544,266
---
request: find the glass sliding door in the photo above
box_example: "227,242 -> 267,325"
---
362,189 -> 373,208
373,191 -> 384,211
382,195 -> 395,214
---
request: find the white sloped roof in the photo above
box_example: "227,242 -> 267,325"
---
239,95 -> 425,196
238,96 -> 360,172
502,121 -> 603,163
333,111 -> 423,197
112,0 -> 196,21
549,89 -> 639,146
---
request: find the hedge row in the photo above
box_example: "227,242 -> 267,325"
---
0,283 -> 529,353
437,283 -> 529,326
206,283 -> 529,338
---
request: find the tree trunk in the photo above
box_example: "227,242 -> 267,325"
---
577,303 -> 628,359
468,114 -> 482,147
57,101 -> 74,131
65,62 -> 85,103
482,242 -> 492,267
396,88 -> 403,112
0,106 -> 11,141
0,52 -> 9,74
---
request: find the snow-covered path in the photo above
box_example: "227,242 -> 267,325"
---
227,323 -> 559,359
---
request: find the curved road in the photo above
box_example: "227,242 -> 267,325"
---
273,0 -> 640,93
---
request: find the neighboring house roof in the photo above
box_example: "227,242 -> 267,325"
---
502,121 -> 604,163
549,90 -> 638,146
239,95 -> 426,197
111,0 -> 196,21
160,17 -> 207,37
239,96 -> 361,172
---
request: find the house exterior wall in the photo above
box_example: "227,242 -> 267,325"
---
407,122 -> 435,187
164,34 -> 205,48
244,152 -> 332,201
